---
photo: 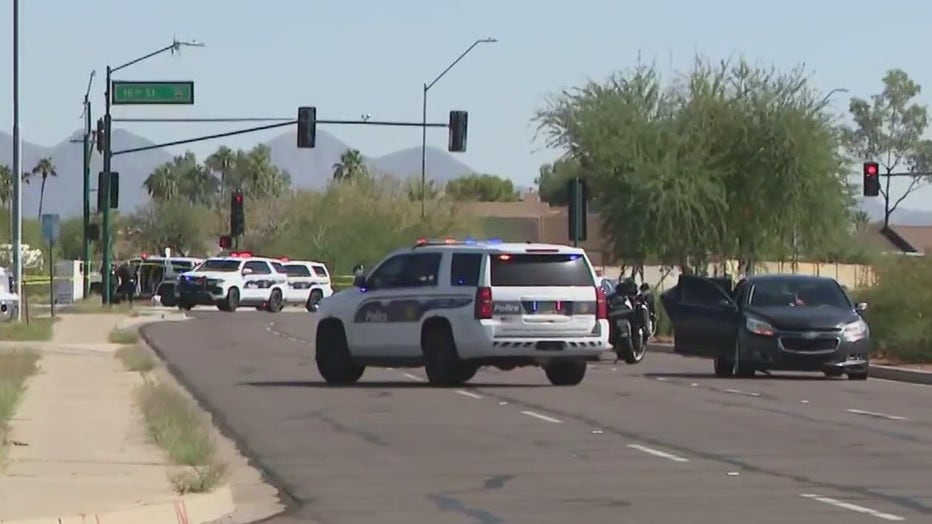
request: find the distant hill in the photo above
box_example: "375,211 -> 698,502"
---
0,129 -> 480,216
368,146 -> 476,184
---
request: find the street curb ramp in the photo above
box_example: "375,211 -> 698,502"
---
2,486 -> 234,524
647,343 -> 932,385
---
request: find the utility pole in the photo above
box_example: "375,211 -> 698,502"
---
11,0 -> 23,319
81,71 -> 95,299
101,38 -> 204,304
419,38 -> 496,218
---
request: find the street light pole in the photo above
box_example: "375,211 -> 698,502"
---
81,70 -> 95,299
419,37 -> 497,218
11,0 -> 23,319
100,38 -> 204,305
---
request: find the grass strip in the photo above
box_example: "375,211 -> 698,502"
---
135,380 -> 226,493
0,318 -> 54,341
109,327 -> 139,345
0,350 -> 40,465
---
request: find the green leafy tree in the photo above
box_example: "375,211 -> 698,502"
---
404,177 -> 439,202
536,157 -> 580,205
125,201 -> 211,255
842,69 -> 932,227
332,149 -> 367,182
445,174 -> 520,202
27,157 -> 56,218
534,57 -> 851,273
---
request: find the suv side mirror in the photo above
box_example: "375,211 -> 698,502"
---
242,267 -> 253,276
855,302 -> 868,312
352,274 -> 367,288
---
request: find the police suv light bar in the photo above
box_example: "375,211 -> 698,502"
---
413,237 -> 503,247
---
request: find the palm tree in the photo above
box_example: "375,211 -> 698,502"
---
205,146 -> 236,202
144,163 -> 180,202
28,157 -> 57,218
332,149 -> 366,181
0,164 -> 12,207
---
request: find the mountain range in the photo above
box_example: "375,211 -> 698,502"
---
0,128 -> 478,218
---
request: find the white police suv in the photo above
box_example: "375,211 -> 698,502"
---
175,252 -> 288,312
314,238 -> 611,387
276,258 -> 334,311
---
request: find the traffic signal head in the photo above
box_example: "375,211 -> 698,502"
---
230,191 -> 245,236
448,110 -> 468,152
863,161 -> 880,197
297,106 -> 317,149
95,118 -> 106,154
219,235 -> 232,249
97,171 -> 119,210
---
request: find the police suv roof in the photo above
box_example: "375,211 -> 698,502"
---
409,238 -> 586,254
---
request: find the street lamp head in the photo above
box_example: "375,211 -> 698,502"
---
480,37 -> 498,43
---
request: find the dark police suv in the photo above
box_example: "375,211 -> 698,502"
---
660,274 -> 871,380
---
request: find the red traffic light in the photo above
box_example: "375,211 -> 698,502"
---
864,162 -> 879,176
233,192 -> 243,203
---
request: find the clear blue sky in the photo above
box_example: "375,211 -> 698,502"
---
1,0 -> 931,206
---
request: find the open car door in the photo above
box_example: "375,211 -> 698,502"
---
660,275 -> 740,357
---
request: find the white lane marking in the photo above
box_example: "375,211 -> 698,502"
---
520,410 -> 563,423
455,389 -> 482,399
724,388 -> 761,397
799,494 -> 904,521
626,443 -> 690,463
402,373 -> 426,382
846,408 -> 907,421
654,377 -> 669,382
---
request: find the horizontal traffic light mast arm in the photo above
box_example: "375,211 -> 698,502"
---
113,121 -> 295,156
881,171 -> 932,177
112,118 -> 450,156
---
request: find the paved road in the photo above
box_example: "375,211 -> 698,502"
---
143,310 -> 932,524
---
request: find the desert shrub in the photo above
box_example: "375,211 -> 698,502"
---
859,256 -> 932,363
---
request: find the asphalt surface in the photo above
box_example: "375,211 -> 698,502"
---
143,309 -> 932,524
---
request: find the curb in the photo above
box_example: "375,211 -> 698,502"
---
1,485 -> 235,524
646,343 -> 932,385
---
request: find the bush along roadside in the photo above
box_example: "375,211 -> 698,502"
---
859,256 -> 932,364
0,350 -> 40,464
114,344 -> 226,493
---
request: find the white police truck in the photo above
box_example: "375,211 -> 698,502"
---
314,238 -> 611,387
175,252 -> 288,312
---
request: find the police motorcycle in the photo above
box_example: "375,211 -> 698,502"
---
607,278 -> 652,364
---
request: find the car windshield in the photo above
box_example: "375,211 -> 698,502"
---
194,259 -> 241,272
747,279 -> 851,308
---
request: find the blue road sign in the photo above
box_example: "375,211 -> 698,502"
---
41,213 -> 60,244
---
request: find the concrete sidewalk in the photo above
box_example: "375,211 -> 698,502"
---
0,313 -> 232,523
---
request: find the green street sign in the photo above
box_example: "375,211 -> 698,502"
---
111,81 -> 194,105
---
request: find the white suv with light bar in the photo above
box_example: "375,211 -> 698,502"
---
276,257 -> 334,311
313,237 -> 611,387
175,251 -> 289,312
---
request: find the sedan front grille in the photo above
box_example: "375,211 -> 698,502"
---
779,336 -> 840,352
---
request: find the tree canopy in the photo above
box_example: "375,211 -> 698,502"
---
534,57 -> 855,273
445,173 -> 520,202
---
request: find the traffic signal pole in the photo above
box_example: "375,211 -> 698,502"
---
82,96 -> 92,299
101,65 -> 113,305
